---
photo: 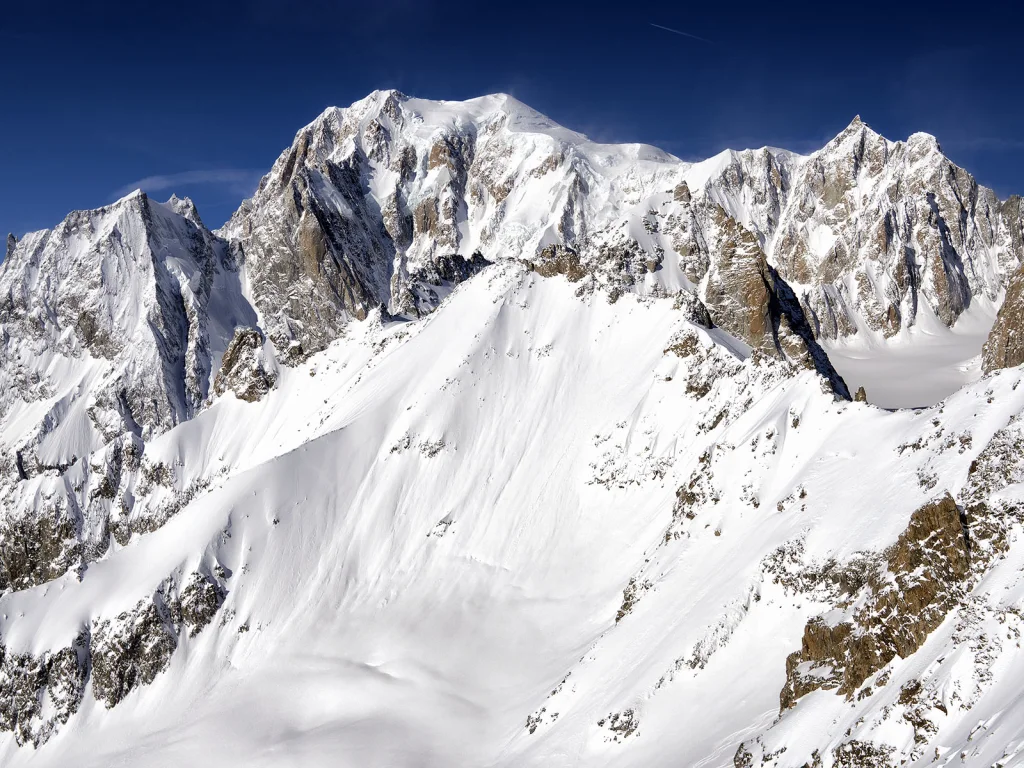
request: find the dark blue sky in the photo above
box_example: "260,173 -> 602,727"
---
2,0 -> 1022,238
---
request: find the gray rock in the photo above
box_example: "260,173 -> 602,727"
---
0,631 -> 89,747
213,327 -> 278,402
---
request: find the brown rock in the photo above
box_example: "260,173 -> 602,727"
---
530,245 -> 587,283
982,260 -> 1024,372
701,210 -> 850,398
780,494 -> 968,709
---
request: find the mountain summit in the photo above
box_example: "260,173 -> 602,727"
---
215,93 -> 1024,361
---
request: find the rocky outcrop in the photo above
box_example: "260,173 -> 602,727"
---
213,327 -> 278,403
90,597 -> 179,708
982,261 -> 1024,372
0,631 -> 89,747
222,137 -> 395,362
702,222 -> 772,345
527,244 -> 587,282
0,509 -> 82,594
0,571 -> 226,745
673,290 -> 713,328
398,252 -> 492,316
738,407 -> 1024,766
702,214 -> 851,398
91,573 -> 226,709
780,494 -> 969,709
0,432 -> 151,595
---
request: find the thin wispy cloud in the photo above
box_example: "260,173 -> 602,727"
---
649,23 -> 713,45
112,169 -> 264,200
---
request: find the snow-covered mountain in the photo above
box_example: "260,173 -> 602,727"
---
3,91 -> 1024,767
216,91 -> 1021,351
771,118 -> 1021,338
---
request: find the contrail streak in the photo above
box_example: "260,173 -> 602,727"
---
649,22 -> 713,44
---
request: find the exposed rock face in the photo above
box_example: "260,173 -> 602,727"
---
220,115 -> 396,361
701,213 -> 851,398
0,631 -> 89,747
213,327 -> 278,403
91,597 -> 179,708
400,252 -> 492,316
527,244 -> 587,282
738,400 -> 1024,766
177,571 -> 228,635
982,260 -> 1024,372
0,429 -> 151,595
702,221 -> 772,345
769,120 -> 1022,340
673,290 -> 713,328
218,92 -> 501,359
0,509 -> 81,594
90,573 -> 225,707
0,191 -> 244,444
0,571 -> 226,744
780,494 -> 969,709
0,423 -> 217,601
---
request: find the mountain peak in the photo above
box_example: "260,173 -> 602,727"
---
163,194 -> 204,227
907,130 -> 943,153
825,114 -> 884,150
367,87 -> 407,101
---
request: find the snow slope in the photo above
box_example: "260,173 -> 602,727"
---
3,91 -> 1024,767
2,263 -> 1024,767
824,301 -> 999,409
